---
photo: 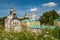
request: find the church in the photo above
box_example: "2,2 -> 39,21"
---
5,6 -> 21,32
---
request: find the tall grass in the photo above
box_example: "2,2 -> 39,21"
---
0,27 -> 60,40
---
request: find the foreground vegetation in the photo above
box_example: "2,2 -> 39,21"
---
0,28 -> 60,40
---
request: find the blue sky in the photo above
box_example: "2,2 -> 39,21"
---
0,0 -> 60,18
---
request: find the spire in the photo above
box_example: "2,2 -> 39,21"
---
10,5 -> 12,11
31,11 -> 35,20
14,8 -> 16,13
10,5 -> 13,15
13,7 -> 17,18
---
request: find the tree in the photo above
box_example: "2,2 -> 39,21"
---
0,16 -> 6,30
0,17 -> 6,24
39,10 -> 59,25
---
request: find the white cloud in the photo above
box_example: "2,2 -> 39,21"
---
57,10 -> 60,13
42,2 -> 57,7
29,7 -> 38,11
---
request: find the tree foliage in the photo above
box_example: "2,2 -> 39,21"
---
0,17 -> 6,30
39,10 -> 59,25
0,17 -> 6,25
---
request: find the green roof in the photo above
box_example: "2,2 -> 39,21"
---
55,17 -> 60,21
28,25 -> 56,29
21,19 -> 30,22
28,25 -> 42,29
21,19 -> 39,22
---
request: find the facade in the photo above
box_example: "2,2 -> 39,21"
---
21,19 -> 40,27
20,19 -> 40,33
54,17 -> 60,27
5,6 -> 21,32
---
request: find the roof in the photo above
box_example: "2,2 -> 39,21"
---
28,25 -> 56,29
21,19 -> 30,22
21,19 -> 39,22
28,25 -> 42,29
55,17 -> 60,21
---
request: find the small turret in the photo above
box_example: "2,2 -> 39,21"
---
14,8 -> 16,14
13,8 -> 17,18
10,5 -> 13,15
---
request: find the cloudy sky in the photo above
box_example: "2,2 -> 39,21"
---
0,0 -> 60,17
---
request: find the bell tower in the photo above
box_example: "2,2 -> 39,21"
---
31,11 -> 35,20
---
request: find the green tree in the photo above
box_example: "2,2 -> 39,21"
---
0,16 -> 6,30
39,10 -> 59,25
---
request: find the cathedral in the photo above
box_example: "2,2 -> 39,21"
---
5,6 -> 21,32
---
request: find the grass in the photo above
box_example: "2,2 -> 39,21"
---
0,27 -> 60,40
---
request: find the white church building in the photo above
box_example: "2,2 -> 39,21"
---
5,6 -> 21,32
